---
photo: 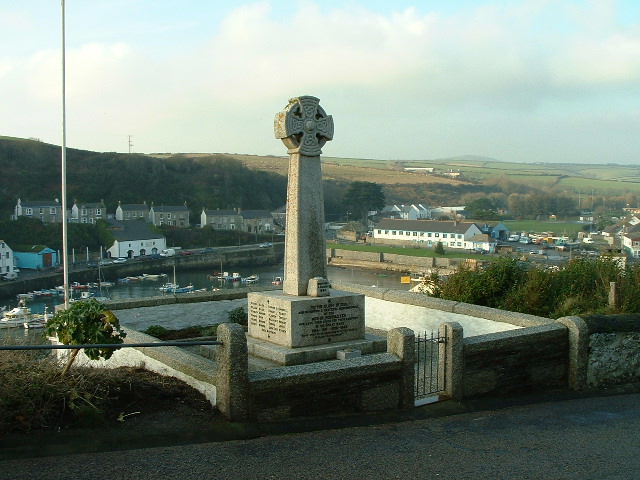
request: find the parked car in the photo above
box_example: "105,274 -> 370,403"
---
99,259 -> 113,266
259,242 -> 273,248
112,257 -> 127,264
178,250 -> 193,256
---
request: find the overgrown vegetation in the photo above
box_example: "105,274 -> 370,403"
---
431,257 -> 640,318
45,300 -> 127,375
0,349 -> 209,434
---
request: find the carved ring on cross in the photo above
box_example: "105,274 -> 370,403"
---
274,96 -> 334,156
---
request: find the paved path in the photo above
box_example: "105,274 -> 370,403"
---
3,393 -> 639,480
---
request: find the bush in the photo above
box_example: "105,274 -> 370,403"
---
45,299 -> 126,375
228,307 -> 248,326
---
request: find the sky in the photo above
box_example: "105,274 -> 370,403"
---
1,0 -> 639,164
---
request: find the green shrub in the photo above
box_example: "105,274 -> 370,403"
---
228,306 -> 248,326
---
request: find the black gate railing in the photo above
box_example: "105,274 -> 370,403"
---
414,330 -> 445,402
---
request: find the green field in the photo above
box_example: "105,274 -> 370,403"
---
327,242 -> 486,260
503,220 -> 585,236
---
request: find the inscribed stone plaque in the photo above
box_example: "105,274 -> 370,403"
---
248,290 -> 365,348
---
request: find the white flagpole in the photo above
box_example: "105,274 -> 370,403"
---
61,0 -> 70,308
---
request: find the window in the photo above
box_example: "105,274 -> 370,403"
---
405,231 -> 410,236
435,233 -> 439,237
384,230 -> 388,234
50,207 -> 56,214
457,242 -> 462,247
39,208 -> 44,214
457,234 -> 463,239
125,212 -> 130,219
167,213 -> 172,219
427,233 -> 432,237
392,231 -> 396,235
81,208 -> 87,216
413,232 -> 417,236
377,230 -> 381,234
25,208 -> 33,215
420,232 -> 424,236
96,208 -> 102,216
443,233 -> 448,238
81,218 -> 87,223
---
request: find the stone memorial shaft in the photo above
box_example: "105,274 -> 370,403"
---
274,96 -> 334,296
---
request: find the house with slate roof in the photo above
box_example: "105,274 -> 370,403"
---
13,198 -> 64,223
239,209 -> 274,233
115,201 -> 149,222
200,208 -> 242,230
106,220 -> 166,258
373,219 -> 482,250
70,200 -> 106,224
149,203 -> 190,227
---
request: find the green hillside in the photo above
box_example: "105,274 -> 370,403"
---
0,137 -> 288,220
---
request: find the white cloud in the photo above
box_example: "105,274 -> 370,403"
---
1,1 -> 639,163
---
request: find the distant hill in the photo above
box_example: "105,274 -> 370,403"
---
0,137 -> 288,219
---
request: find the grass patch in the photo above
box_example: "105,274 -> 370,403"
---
327,242 -> 486,259
504,220 -> 585,236
143,324 -> 219,340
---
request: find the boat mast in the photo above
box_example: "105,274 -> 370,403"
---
60,0 -> 70,308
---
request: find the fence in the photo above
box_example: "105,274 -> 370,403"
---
414,330 -> 446,402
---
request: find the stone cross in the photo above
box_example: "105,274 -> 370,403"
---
274,96 -> 334,296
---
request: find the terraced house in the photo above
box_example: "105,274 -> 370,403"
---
149,204 -> 190,227
115,201 -> 149,221
12,198 -> 63,223
70,200 -> 106,224
373,219 -> 484,250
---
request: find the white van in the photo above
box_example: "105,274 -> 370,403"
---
160,248 -> 176,257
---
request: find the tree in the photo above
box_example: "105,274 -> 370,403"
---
45,300 -> 127,375
343,181 -> 385,223
434,241 -> 445,255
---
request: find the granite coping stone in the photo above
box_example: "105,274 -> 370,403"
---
249,353 -> 402,391
464,323 -> 567,352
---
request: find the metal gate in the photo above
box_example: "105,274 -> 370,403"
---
414,330 -> 446,403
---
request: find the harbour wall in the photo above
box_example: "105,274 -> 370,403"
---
0,245 -> 284,299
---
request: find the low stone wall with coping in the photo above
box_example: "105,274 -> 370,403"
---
52,327 -> 218,405
216,324 -> 415,421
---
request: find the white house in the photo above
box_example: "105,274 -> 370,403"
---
373,219 -> 482,249
622,232 -> 640,258
464,234 -> 497,253
0,240 -> 17,279
106,220 -> 166,258
381,204 -> 431,220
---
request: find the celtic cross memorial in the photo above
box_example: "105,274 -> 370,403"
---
274,95 -> 334,296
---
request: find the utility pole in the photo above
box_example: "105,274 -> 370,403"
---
128,135 -> 134,154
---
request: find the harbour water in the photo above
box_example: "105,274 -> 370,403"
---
0,264 -> 407,315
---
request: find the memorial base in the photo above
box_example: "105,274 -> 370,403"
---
246,333 -> 387,366
248,290 -> 366,348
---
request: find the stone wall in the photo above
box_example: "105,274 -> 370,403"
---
216,324 -> 415,421
588,332 -> 640,387
462,324 -> 568,397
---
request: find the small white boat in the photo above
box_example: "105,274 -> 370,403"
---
243,274 -> 259,284
142,273 -> 167,281
272,276 -> 283,286
1,301 -> 46,329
